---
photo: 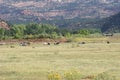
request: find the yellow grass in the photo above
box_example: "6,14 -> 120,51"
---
73,33 -> 120,43
0,39 -> 120,80
73,37 -> 108,43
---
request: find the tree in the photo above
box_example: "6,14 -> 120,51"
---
79,29 -> 90,35
10,24 -> 26,39
0,28 -> 5,40
25,23 -> 42,35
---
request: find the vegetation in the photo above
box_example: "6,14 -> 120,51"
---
0,23 -> 101,40
64,70 -> 80,80
0,42 -> 120,80
47,70 -> 80,80
94,72 -> 116,80
48,72 -> 61,80
0,28 -> 5,40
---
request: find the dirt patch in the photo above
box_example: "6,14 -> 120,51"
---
0,38 -> 68,44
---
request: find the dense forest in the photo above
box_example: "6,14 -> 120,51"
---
0,23 -> 100,40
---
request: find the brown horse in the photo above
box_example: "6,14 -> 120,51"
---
54,42 -> 60,45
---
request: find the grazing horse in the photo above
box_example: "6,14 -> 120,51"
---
47,42 -> 50,45
78,42 -> 85,44
19,42 -> 30,46
43,42 -> 50,45
0,42 -> 6,45
54,42 -> 60,45
107,41 -> 110,44
81,42 -> 85,44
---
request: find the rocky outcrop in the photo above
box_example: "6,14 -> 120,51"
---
0,20 -> 10,29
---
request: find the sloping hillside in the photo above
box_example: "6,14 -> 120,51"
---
0,0 -> 120,25
101,13 -> 120,33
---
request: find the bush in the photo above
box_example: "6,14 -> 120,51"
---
79,29 -> 90,35
47,72 -> 61,80
64,70 -> 80,80
94,72 -> 116,80
47,70 -> 80,80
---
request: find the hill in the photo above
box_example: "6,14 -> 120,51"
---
101,12 -> 120,33
0,0 -> 120,28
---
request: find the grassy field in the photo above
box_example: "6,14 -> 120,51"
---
0,40 -> 120,80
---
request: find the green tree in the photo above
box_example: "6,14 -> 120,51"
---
79,29 -> 90,35
25,23 -> 42,35
11,24 -> 26,39
41,24 -> 56,34
51,32 -> 58,38
0,28 -> 5,40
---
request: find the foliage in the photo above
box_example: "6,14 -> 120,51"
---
25,23 -> 41,35
64,70 -> 80,80
47,70 -> 80,80
0,23 -> 102,40
0,28 -> 5,40
47,72 -> 61,80
10,24 -> 26,39
79,29 -> 90,35
94,72 -> 116,80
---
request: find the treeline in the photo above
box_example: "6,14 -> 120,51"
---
0,23 -> 101,40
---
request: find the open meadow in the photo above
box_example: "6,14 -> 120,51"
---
0,37 -> 120,80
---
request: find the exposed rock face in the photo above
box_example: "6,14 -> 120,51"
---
0,20 -> 10,29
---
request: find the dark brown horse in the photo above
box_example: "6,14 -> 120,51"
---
107,41 -> 110,44
54,42 -> 60,45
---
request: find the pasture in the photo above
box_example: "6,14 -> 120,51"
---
0,41 -> 120,80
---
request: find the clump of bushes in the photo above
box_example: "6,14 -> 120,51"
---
47,72 -> 61,80
47,70 -> 117,80
94,72 -> 116,80
64,70 -> 80,80
47,70 -> 81,80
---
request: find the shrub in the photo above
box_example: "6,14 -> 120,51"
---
64,70 -> 80,80
94,72 -> 116,80
47,72 -> 61,80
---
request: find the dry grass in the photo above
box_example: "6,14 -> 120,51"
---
0,38 -> 120,80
